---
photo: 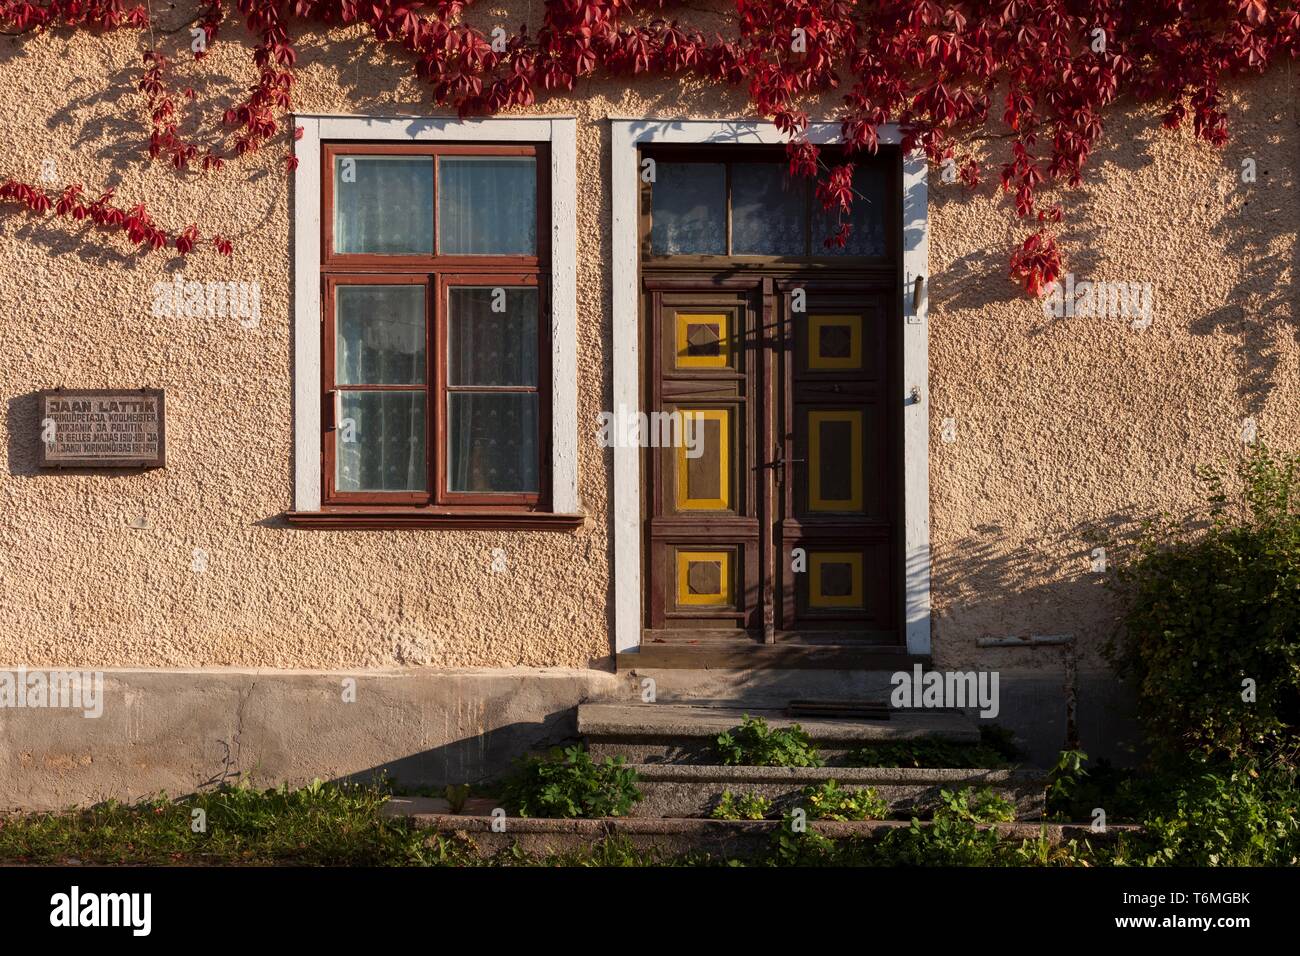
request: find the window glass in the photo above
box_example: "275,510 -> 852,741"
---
439,157 -> 537,255
448,393 -> 539,493
336,391 -> 427,492
333,156 -> 433,255
446,285 -> 540,494
335,285 -> 426,385
448,287 -> 538,387
812,163 -> 888,257
732,163 -> 807,256
650,162 -> 726,255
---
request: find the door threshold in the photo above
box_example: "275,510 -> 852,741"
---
618,641 -> 923,671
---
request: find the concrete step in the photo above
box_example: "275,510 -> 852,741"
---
384,803 -> 1134,862
579,702 -> 980,764
613,667 -> 900,707
626,764 -> 1046,820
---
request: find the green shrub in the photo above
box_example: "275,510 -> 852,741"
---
1134,762 -> 1300,866
502,746 -> 642,819
936,786 -> 1017,824
801,780 -> 890,821
1106,443 -> 1300,766
714,715 -> 824,767
710,790 -> 773,820
872,788 -> 1015,866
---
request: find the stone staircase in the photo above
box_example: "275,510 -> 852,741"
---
578,702 -> 1047,821
382,697 -> 1077,859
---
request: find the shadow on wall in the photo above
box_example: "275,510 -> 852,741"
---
929,77 -> 1298,402
928,508 -> 1154,654
925,509 -> 1153,764
331,719 -> 582,792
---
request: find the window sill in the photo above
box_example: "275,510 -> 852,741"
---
284,508 -> 587,531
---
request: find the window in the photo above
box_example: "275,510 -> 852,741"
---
321,143 -> 549,511
643,150 -> 891,259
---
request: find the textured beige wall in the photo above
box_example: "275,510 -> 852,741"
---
0,9 -> 1295,672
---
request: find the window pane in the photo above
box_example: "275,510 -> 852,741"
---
336,285 -> 426,385
812,164 -> 888,256
448,393 -> 539,493
439,157 -> 537,255
336,391 -> 427,492
333,156 -> 433,255
448,287 -> 538,387
732,163 -> 807,256
650,162 -> 726,255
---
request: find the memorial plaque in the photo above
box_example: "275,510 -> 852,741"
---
37,389 -> 166,468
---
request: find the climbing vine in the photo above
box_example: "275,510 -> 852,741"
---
1,0 -> 1296,292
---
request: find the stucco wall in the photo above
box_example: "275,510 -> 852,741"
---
0,7 -> 1296,676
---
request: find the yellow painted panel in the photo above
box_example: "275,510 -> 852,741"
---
808,409 -> 863,511
676,550 -> 731,607
675,311 -> 730,369
676,408 -> 730,511
808,314 -> 862,370
809,552 -> 865,608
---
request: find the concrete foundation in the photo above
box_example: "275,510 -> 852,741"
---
0,666 -> 623,810
0,664 -> 1141,810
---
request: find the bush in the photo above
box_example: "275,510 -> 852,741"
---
714,715 -> 824,767
1134,762 -> 1300,866
801,780 -> 890,821
1107,443 -> 1300,766
502,746 -> 642,819
710,790 -> 773,820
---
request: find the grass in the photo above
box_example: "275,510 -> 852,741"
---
0,776 -> 1282,868
0,779 -> 467,866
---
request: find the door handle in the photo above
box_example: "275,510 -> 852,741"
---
769,449 -> 805,475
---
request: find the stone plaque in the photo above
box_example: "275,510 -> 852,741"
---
37,389 -> 166,468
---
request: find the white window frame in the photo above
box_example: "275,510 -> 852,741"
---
291,116 -> 580,515
610,119 -> 931,655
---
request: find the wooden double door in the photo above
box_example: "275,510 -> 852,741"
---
643,274 -> 901,647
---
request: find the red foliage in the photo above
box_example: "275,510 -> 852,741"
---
1,0 -> 1297,282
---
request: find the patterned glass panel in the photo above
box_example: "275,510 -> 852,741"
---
448,393 -> 539,493
333,156 -> 433,255
732,163 -> 807,255
439,157 -> 537,255
812,164 -> 887,256
448,287 -> 538,386
336,391 -> 427,492
650,163 -> 726,255
335,285 -> 426,385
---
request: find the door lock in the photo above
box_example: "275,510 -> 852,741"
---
770,448 -> 805,477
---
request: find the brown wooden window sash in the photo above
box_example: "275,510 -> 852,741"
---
316,142 -> 555,520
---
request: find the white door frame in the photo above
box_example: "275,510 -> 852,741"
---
609,119 -> 931,656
